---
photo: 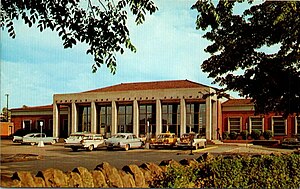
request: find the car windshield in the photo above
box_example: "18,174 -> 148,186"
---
112,134 -> 126,138
24,134 -> 34,137
69,135 -> 83,139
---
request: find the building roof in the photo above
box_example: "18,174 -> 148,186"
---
222,99 -> 254,106
10,104 -> 68,111
82,79 -> 215,93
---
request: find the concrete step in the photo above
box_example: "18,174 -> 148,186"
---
210,140 -> 224,145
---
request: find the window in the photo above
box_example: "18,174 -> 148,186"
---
98,105 -> 112,137
272,117 -> 287,136
249,117 -> 264,133
78,106 -> 91,132
117,104 -> 133,133
186,102 -> 206,136
23,120 -> 32,131
228,117 -> 241,133
296,117 -> 300,135
139,104 -> 156,137
162,103 -> 180,135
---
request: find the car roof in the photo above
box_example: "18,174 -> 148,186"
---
70,132 -> 102,136
115,133 -> 135,136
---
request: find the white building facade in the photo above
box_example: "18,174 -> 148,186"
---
53,80 -> 224,140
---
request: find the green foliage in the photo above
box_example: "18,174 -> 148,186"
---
192,1 -> 300,117
263,130 -> 273,140
251,129 -> 261,140
155,154 -> 300,188
1,0 -> 158,74
222,131 -> 230,140
240,130 -> 249,140
229,131 -> 238,140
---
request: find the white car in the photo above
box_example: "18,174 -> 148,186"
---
21,133 -> 58,145
105,133 -> 144,151
177,133 -> 206,149
64,132 -> 105,151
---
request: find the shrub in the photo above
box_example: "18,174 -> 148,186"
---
240,130 -> 249,140
222,131 -> 230,140
229,131 -> 238,140
251,129 -> 261,140
263,130 -> 273,140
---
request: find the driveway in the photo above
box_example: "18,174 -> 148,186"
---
0,139 -> 295,177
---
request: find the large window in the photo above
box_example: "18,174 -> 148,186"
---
78,106 -> 91,132
186,102 -> 206,136
23,120 -> 32,131
117,104 -> 133,133
295,117 -> 300,135
139,104 -> 156,137
272,116 -> 287,136
228,117 -> 241,133
162,103 -> 180,135
249,117 -> 264,133
98,105 -> 112,138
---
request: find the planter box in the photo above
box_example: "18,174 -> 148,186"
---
252,140 -> 280,146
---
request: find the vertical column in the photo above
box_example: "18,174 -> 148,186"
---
206,96 -> 212,140
53,102 -> 59,138
133,100 -> 139,136
212,100 -> 218,140
67,105 -> 71,135
111,101 -> 117,135
180,98 -> 186,137
156,99 -> 162,136
71,102 -> 78,133
91,101 -> 97,133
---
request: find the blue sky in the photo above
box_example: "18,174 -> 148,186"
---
1,0 -> 240,109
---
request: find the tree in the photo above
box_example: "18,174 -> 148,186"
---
1,0 -> 158,74
192,0 -> 300,116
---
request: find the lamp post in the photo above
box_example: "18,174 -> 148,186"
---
38,122 -> 44,147
5,94 -> 9,122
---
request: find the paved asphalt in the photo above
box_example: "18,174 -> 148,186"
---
0,139 -> 295,177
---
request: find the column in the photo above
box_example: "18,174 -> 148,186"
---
212,100 -> 218,140
206,96 -> 212,140
180,98 -> 186,137
156,99 -> 162,136
67,105 -> 71,135
133,100 -> 139,136
53,102 -> 59,138
71,102 -> 78,133
91,101 -> 97,133
111,101 -> 117,135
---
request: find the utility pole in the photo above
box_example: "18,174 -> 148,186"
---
5,94 -> 9,122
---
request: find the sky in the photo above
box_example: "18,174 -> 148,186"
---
0,0 -> 240,110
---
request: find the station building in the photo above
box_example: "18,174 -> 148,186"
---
9,79 -> 300,141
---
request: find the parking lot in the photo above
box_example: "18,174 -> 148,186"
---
0,139 -> 295,177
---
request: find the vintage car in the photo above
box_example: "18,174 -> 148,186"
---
105,133 -> 144,151
281,137 -> 300,149
149,132 -> 178,148
177,132 -> 206,149
64,132 -> 105,151
21,133 -> 58,145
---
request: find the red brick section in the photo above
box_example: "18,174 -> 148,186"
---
81,80 -> 213,93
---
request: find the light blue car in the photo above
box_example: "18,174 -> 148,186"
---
105,133 -> 144,151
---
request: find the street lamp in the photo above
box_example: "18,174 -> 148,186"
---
38,122 -> 44,147
5,94 -> 9,122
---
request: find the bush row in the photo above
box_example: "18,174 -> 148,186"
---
155,153 -> 300,188
222,129 -> 273,140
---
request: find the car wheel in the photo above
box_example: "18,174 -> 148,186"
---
30,142 -> 35,146
51,140 -> 56,145
124,144 -> 130,151
71,147 -> 78,152
87,145 -> 94,151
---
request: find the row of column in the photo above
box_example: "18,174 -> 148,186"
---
53,97 -> 218,140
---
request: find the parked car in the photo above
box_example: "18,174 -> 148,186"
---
64,132 -> 105,151
12,135 -> 24,143
177,132 -> 206,149
149,132 -> 178,148
281,137 -> 300,149
12,129 -> 34,143
105,133 -> 144,151
21,133 -> 58,145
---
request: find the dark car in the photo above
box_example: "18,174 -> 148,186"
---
281,137 -> 300,149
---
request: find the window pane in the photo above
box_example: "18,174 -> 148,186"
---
273,117 -> 286,135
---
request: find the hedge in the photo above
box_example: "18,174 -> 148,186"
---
155,153 -> 300,188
